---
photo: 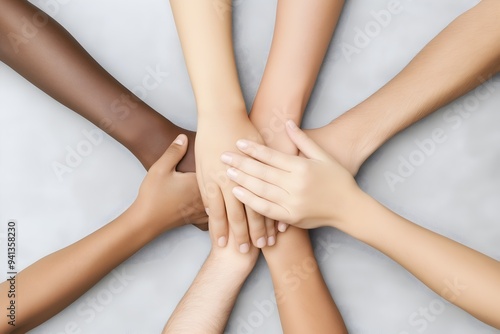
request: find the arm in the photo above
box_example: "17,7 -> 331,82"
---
250,0 -> 344,154
163,227 -> 258,333
307,0 -> 500,175
263,228 -> 347,334
0,135 -> 206,333
169,0 -> 272,251
222,123 -> 500,329
0,0 -> 195,171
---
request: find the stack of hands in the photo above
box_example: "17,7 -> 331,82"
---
1,0 -> 499,333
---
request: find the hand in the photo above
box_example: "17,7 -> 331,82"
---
250,111 -> 299,233
131,134 -> 208,233
196,112 -> 274,252
221,120 -> 361,230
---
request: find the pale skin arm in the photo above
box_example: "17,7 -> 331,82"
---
0,135 -> 206,334
307,0 -> 500,175
222,122 -> 500,329
169,0 -> 272,252
163,227 -> 258,333
250,0 -> 344,154
262,228 -> 347,334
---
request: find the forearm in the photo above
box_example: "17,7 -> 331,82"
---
0,207 -> 163,333
163,254 -> 250,334
263,228 -> 347,334
0,0 -> 194,171
344,192 -> 500,329
169,0 -> 245,115
320,0 -> 500,168
251,0 -> 344,147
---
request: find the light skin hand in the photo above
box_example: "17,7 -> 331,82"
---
222,120 -> 359,229
198,112 -> 272,252
169,0 -> 271,251
223,123 -> 500,329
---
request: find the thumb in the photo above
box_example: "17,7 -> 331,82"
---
285,120 -> 328,160
151,134 -> 189,172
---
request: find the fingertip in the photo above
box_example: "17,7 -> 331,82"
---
278,222 -> 289,233
236,139 -> 249,151
286,120 -> 299,132
217,236 -> 227,248
173,134 -> 187,146
232,187 -> 245,198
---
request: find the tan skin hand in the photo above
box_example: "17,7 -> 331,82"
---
132,134 -> 208,231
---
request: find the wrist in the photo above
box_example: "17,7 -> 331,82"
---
197,98 -> 247,121
207,249 -> 256,278
127,201 -> 180,237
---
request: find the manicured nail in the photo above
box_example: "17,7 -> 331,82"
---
239,243 -> 250,254
220,153 -> 232,164
278,222 -> 289,232
236,140 -> 249,150
232,187 -> 245,198
227,168 -> 238,179
174,134 -> 186,145
256,237 -> 267,248
267,236 -> 276,247
218,236 -> 227,247
286,120 -> 298,131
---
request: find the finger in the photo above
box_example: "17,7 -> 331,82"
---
221,152 -> 285,184
206,186 -> 228,248
150,134 -> 188,173
222,190 -> 251,253
232,186 -> 289,223
226,167 -> 287,203
285,120 -> 329,160
277,222 -> 289,233
245,206 -> 268,249
265,218 -> 276,246
235,139 -> 298,172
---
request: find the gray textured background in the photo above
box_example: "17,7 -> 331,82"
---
0,0 -> 499,333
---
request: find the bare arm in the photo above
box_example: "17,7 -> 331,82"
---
0,0 -> 195,171
169,0 -> 271,251
251,0 -> 344,153
223,124 -> 500,329
307,0 -> 500,174
262,228 -> 347,334
163,229 -> 258,333
0,136 -> 206,333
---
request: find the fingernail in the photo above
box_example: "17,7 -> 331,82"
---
227,168 -> 238,179
174,134 -> 186,145
256,237 -> 267,248
220,153 -> 232,164
286,120 -> 298,131
218,236 -> 227,247
236,140 -> 249,150
232,187 -> 244,198
205,208 -> 210,215
278,222 -> 288,232
267,236 -> 276,246
239,243 -> 250,254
